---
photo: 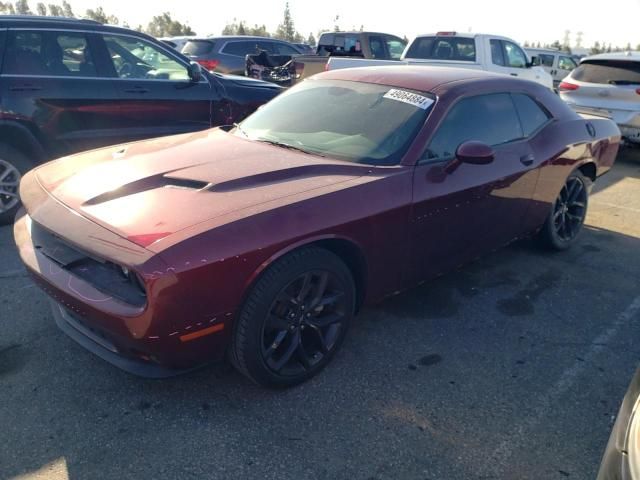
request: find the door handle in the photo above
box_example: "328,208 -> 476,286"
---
510,73 -> 518,77
520,154 -> 535,166
9,85 -> 43,92
124,87 -> 149,94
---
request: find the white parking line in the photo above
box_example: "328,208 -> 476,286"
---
479,295 -> 640,477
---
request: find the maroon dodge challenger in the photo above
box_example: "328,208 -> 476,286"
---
14,67 -> 620,387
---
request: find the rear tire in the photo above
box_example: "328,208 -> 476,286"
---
230,247 -> 355,388
537,170 -> 591,250
0,145 -> 31,225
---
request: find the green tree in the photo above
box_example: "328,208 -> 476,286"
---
626,42 -> 632,51
61,0 -> 73,17
275,2 -> 302,42
590,41 -> 602,55
15,0 -> 32,14
36,1 -> 46,15
85,7 -> 118,25
248,24 -> 270,37
145,12 -> 195,37
536,41 -> 541,48
524,40 -> 530,47
307,32 -> 316,47
0,1 -> 16,13
47,3 -> 62,15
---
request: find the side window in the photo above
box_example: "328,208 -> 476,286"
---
273,43 -> 300,55
503,41 -> 527,68
3,31 -> 96,76
222,41 -> 258,56
386,39 -> 406,60
558,56 -> 577,71
369,36 -> 386,59
534,53 -> 553,68
490,40 -> 505,66
424,93 -> 523,161
512,93 -> 552,136
103,35 -> 189,80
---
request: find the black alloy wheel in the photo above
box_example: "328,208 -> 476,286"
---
537,169 -> 591,250
552,174 -> 588,242
230,247 -> 355,387
261,270 -> 347,376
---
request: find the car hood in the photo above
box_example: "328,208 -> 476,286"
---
35,129 -> 368,248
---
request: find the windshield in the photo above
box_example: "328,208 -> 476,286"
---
238,79 -> 434,165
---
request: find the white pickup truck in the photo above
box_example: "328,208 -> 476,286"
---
327,32 -> 554,89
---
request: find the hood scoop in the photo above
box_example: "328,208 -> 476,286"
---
83,174 -> 208,206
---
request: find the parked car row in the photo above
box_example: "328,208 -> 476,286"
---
0,16 -> 283,223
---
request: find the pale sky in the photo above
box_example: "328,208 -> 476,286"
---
55,0 -> 640,49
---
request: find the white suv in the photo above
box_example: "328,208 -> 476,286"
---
559,51 -> 640,145
525,48 -> 578,88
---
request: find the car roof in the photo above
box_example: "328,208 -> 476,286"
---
201,35 -> 290,42
581,51 -> 640,63
317,66 -> 505,92
525,48 -> 561,53
0,15 -> 156,38
0,15 -> 100,27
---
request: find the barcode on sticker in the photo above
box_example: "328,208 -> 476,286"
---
383,89 -> 433,110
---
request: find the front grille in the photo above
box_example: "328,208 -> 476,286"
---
31,221 -> 147,308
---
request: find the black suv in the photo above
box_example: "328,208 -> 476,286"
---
0,16 -> 283,224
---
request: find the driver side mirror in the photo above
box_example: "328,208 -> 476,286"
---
188,61 -> 202,82
445,141 -> 495,174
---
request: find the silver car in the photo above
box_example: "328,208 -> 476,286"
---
559,51 -> 640,145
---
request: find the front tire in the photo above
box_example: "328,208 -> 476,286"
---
0,145 -> 31,225
230,247 -> 355,388
537,170 -> 591,250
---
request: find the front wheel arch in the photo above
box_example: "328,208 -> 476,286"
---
241,236 -> 368,316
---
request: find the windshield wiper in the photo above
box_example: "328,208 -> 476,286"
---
256,138 -> 325,157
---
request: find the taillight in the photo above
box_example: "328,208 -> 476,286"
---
558,81 -> 579,91
636,88 -> 640,95
197,59 -> 219,71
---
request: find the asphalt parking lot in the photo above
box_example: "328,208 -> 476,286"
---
1,150 -> 640,480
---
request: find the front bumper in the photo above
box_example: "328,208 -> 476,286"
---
52,300 -> 193,378
14,201 -> 230,375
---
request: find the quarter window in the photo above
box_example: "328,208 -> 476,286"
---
103,35 -> 189,80
512,94 -> 551,136
3,31 -> 96,77
424,93 -> 523,161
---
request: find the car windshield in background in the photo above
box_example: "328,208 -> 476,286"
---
405,36 -> 476,61
573,60 -> 640,85
238,79 -> 434,165
182,40 -> 215,56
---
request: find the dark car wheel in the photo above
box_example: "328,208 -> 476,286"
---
230,247 -> 355,388
538,170 -> 591,250
0,145 -> 30,225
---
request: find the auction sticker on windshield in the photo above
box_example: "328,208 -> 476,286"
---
383,89 -> 434,110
